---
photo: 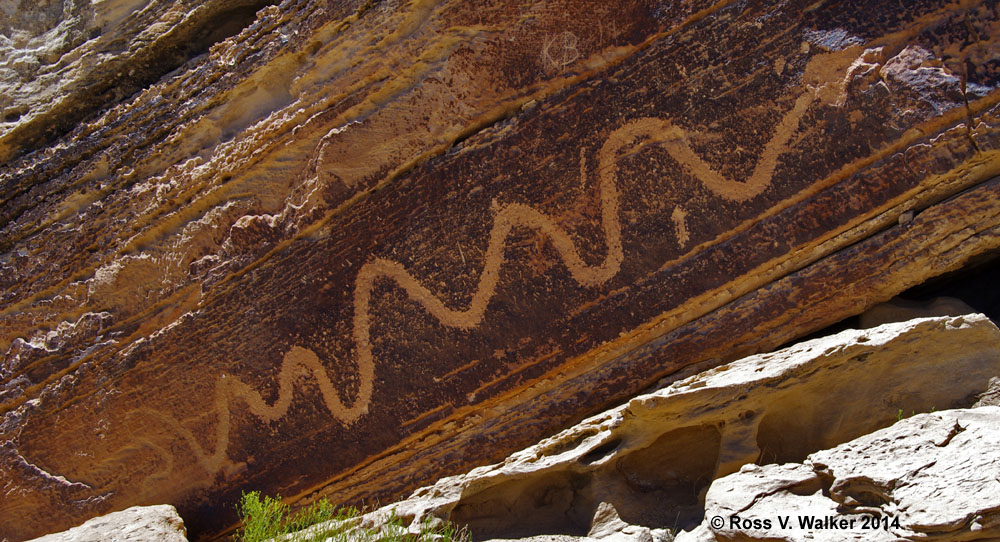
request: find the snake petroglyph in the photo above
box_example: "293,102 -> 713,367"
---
140,86 -> 818,476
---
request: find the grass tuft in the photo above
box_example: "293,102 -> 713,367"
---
234,490 -> 467,542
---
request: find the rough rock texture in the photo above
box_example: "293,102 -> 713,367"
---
972,376 -> 1000,407
373,315 -> 1000,540
3,0 -> 1000,539
0,0 -> 279,162
25,504 -> 187,542
681,407 -> 1000,542
584,502 -> 669,542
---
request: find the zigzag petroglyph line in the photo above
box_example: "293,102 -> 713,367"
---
149,88 -> 817,475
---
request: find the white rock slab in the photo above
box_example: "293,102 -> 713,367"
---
27,504 -> 187,542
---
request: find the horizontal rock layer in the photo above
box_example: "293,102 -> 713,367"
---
2,0 -> 1000,539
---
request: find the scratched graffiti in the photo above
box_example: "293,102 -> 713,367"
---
541,31 -> 581,70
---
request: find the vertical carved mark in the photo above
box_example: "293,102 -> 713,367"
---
672,206 -> 690,247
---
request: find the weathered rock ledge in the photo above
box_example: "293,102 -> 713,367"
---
354,314 -> 1000,541
0,0 -> 278,162
23,314 -> 1000,541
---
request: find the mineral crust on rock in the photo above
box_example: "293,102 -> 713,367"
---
3,0 -> 1000,539
373,315 -> 1000,540
681,406 -> 1000,542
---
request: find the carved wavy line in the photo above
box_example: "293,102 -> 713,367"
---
659,92 -> 815,202
139,90 -> 814,475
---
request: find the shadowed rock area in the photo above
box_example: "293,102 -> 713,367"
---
2,0 -> 1000,540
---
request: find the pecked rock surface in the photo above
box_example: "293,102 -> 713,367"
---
683,406 -> 1000,542
373,315 -> 1000,540
3,0 -> 1000,539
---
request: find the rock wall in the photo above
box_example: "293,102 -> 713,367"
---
2,0 -> 1000,539
0,0 -> 279,162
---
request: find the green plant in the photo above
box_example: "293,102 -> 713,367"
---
235,491 -> 287,542
234,490 -> 467,542
235,491 -> 344,542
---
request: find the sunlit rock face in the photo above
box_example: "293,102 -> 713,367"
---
2,0 -> 999,539
0,0 -> 281,162
684,405 -> 1000,542
25,504 -> 188,542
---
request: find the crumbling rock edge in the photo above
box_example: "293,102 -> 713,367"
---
680,405 -> 1000,542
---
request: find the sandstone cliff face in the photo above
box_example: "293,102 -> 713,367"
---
25,314 -> 1000,542
2,0 -> 1000,540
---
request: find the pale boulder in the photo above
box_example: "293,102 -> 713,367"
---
26,504 -> 187,542
683,407 -> 1000,541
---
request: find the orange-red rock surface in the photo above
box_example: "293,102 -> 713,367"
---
2,0 -> 999,539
